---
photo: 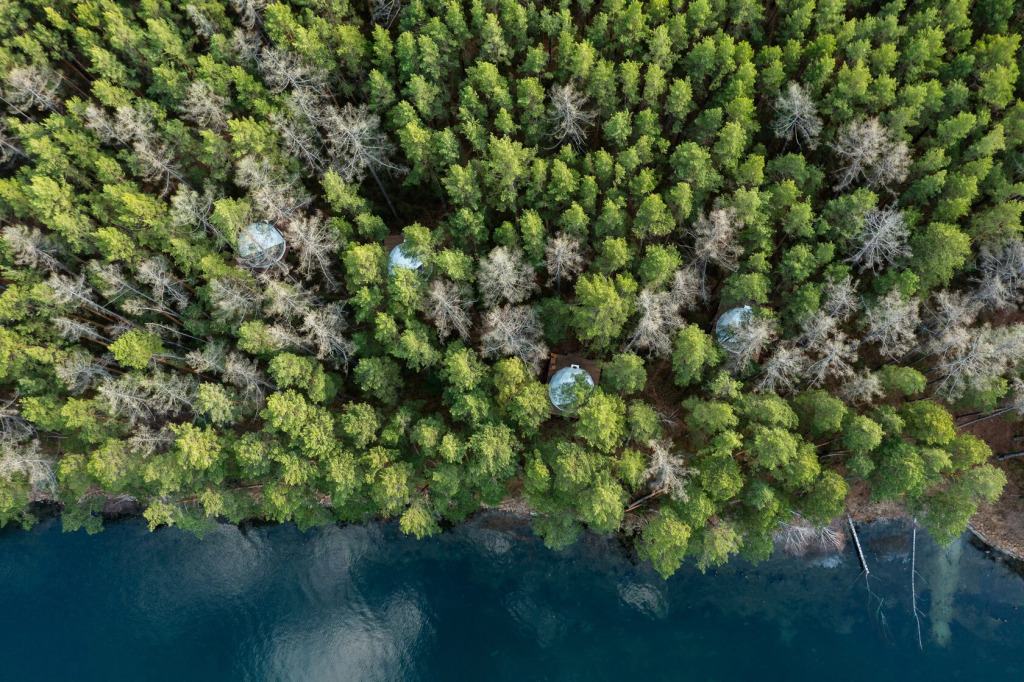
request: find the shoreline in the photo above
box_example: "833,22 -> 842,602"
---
24,498 -> 1024,576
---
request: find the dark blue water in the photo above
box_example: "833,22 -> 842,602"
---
2,515 -> 1023,681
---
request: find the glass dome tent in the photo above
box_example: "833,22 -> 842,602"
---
387,241 -> 425,275
236,222 -> 286,269
715,305 -> 753,353
548,364 -> 595,412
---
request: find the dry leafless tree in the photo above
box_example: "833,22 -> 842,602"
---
425,278 -> 474,341
832,118 -> 909,191
821,275 -> 860,320
182,80 -> 230,132
804,332 -> 857,387
263,280 -> 314,319
971,240 -> 1024,311
756,345 -> 808,394
644,439 -> 697,502
841,370 -> 884,404
370,0 -> 402,26
627,288 -> 684,358
480,304 -> 549,369
771,82 -> 822,149
3,65 -> 61,113
544,233 -> 585,290
209,277 -> 262,324
548,82 -> 596,148
2,225 -> 64,272
322,103 -> 405,216
688,207 -> 744,298
478,246 -> 539,307
862,290 -> 920,359
0,439 -> 57,500
284,212 -> 339,286
847,207 -> 910,273
301,302 -> 354,369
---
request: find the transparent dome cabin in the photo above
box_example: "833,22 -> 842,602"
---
387,241 -> 426,276
548,364 -> 595,413
236,222 -> 286,269
715,305 -> 753,353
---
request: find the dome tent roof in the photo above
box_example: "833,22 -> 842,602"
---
388,241 -> 425,275
715,305 -> 753,352
548,364 -> 595,412
236,221 -> 286,268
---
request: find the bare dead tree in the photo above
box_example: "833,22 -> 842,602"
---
235,156 -> 312,222
862,290 -> 920,360
727,312 -> 779,369
971,240 -> 1024,311
776,515 -> 845,556
3,65 -> 61,113
868,140 -> 911,191
223,351 -> 269,407
170,184 -> 222,243
370,0 -> 402,26
821,275 -> 860,320
137,257 -> 190,311
480,304 -> 549,369
142,370 -> 199,417
322,103 -> 405,217
771,82 -> 822,149
133,138 -> 187,196
272,94 -> 327,173
0,439 -> 57,500
231,28 -> 262,62
2,225 -> 65,272
185,4 -> 218,39
209,277 -> 262,324
930,324 -> 1024,401
0,395 -> 33,443
284,212 -> 339,286
805,332 -> 857,387
0,118 -> 24,162
848,207 -> 910,273
127,426 -> 177,457
261,48 -> 329,97
230,0 -> 265,30
627,289 -> 684,358
98,374 -> 154,426
425,279 -> 474,341
841,370 -> 884,404
46,272 -> 133,325
186,340 -> 230,375
55,349 -> 112,394
544,233 -> 585,290
924,290 -> 980,339
263,280 -> 314,319
52,317 -> 105,343
756,345 -> 807,394
83,103 -> 121,144
688,207 -> 744,298
797,311 -> 839,351
300,302 -> 355,369
643,439 -> 697,503
832,118 -> 909,191
548,82 -> 596,148
265,323 -> 310,352
478,246 -> 539,307
181,80 -> 230,132
669,267 -> 703,309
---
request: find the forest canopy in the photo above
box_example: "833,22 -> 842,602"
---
0,0 -> 1022,577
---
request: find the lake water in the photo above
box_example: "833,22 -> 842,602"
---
1,514 -> 1023,681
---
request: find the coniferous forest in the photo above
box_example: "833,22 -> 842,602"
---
1,0 -> 1023,577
